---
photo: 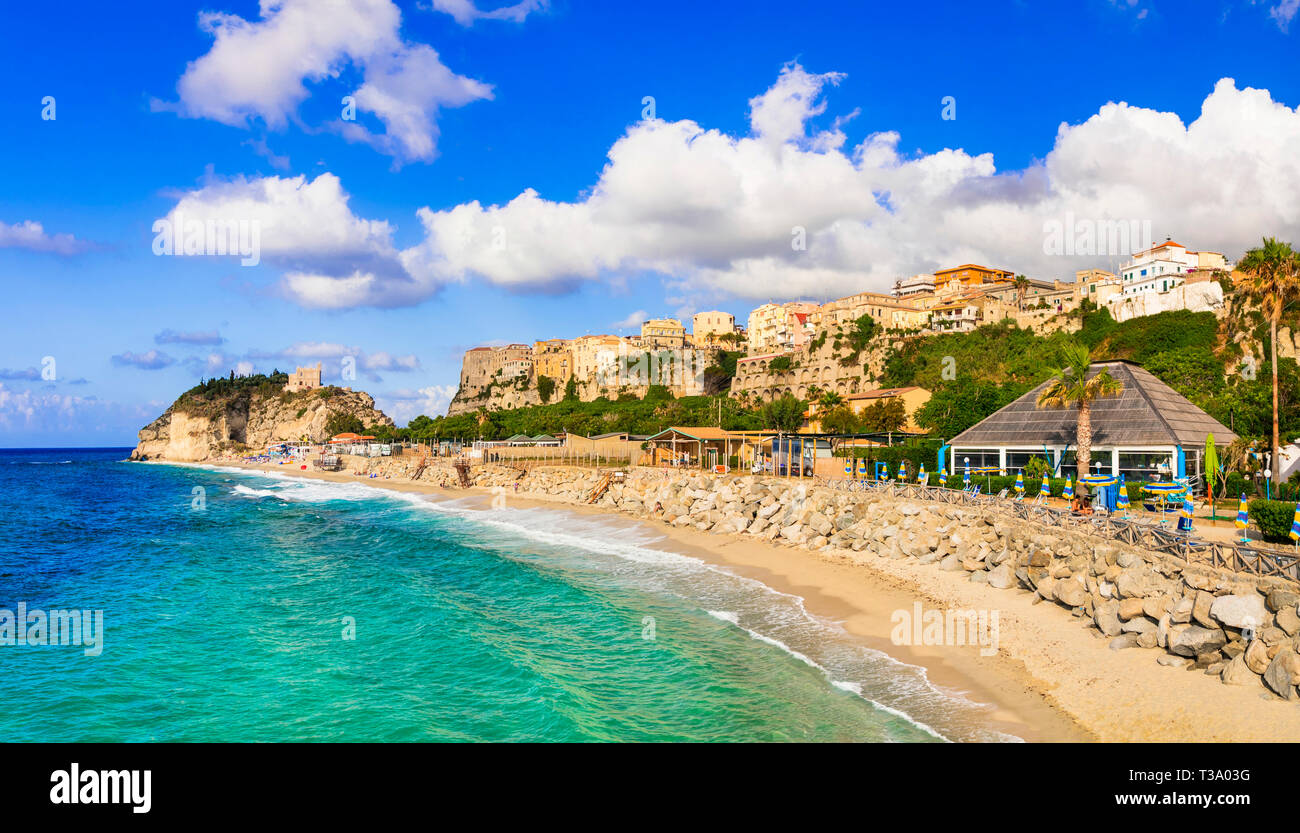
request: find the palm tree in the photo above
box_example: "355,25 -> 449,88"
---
818,391 -> 844,410
1037,343 -> 1124,478
1236,237 -> 1300,476
1013,274 -> 1031,312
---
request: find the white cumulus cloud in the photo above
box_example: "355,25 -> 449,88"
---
161,64 -> 1300,309
165,0 -> 493,164
0,220 -> 94,255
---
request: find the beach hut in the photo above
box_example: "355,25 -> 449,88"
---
645,427 -> 743,471
947,360 -> 1236,483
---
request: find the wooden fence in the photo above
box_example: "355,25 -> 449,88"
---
834,481 -> 1300,584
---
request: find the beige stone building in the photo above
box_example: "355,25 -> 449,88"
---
640,318 -> 687,349
532,339 -> 573,384
746,301 -> 819,355
691,311 -> 736,347
284,363 -> 323,393
570,334 -> 625,385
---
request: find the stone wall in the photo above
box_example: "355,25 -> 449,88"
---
371,461 -> 1300,701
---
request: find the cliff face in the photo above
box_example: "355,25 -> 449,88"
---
130,386 -> 394,462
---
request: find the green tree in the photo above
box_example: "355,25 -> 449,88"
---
1236,237 -> 1300,473
859,398 -> 907,432
324,412 -> 365,437
537,375 -> 556,403
408,414 -> 435,436
818,404 -> 860,434
563,377 -> 579,401
760,394 -> 805,431
1013,274 -> 1030,312
1036,343 -> 1124,478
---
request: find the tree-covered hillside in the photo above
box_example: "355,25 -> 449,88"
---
881,304 -> 1295,441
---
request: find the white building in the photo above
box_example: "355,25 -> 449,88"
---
1119,240 -> 1227,297
895,274 -> 936,299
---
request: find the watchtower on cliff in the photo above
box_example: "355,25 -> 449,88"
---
285,363 -> 323,393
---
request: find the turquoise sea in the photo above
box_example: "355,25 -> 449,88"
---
0,448 -> 1019,742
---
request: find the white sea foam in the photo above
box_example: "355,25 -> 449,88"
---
160,460 -> 1022,742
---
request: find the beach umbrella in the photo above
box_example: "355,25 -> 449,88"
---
1077,474 -> 1117,488
1116,477 -> 1130,510
1289,503 -> 1300,544
938,469 -> 948,487
1142,483 -> 1185,495
857,457 -> 868,477
1205,434 -> 1218,523
1014,471 -> 1025,493
898,461 -> 907,481
1063,477 -> 1074,499
1039,474 -> 1051,496
1235,494 -> 1249,541
843,459 -> 853,477
1178,495 -> 1196,533
963,466 -> 971,487
917,464 -> 926,484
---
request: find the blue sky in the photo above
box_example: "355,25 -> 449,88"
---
2,0 -> 1298,446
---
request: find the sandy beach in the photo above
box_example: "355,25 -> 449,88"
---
210,459 -> 1300,742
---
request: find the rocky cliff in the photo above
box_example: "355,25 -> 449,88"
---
130,382 -> 393,462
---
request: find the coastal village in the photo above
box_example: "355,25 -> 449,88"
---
449,238 -> 1230,416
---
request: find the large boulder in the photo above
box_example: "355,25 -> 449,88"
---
1263,651 -> 1300,700
1209,594 -> 1269,630
987,563 -> 1016,590
1093,601 -> 1123,638
1168,625 -> 1228,658
1221,654 -> 1262,687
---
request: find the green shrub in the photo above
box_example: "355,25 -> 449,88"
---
1248,499 -> 1295,543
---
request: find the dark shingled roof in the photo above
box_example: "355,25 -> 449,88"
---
950,361 -> 1237,448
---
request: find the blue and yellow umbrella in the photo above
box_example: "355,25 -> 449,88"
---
938,469 -> 948,486
963,466 -> 971,487
898,461 -> 907,481
1014,471 -> 1025,494
857,458 -> 868,477
844,458 -> 853,477
1235,494 -> 1249,529
1063,477 -> 1074,500
917,464 -> 926,484
1039,474 -> 1051,496
1077,474 -> 1117,488
1180,496 -> 1194,520
1116,477 -> 1130,510
1289,504 -> 1300,542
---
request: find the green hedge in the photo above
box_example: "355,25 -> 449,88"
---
1248,499 -> 1296,543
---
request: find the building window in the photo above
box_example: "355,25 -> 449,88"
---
1118,452 -> 1173,481
953,448 -> 1000,470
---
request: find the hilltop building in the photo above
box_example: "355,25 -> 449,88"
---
1120,240 -> 1228,297
284,363 -> 323,393
894,274 -> 935,299
934,264 -> 1014,294
639,318 -> 687,349
747,301 -> 819,355
692,311 -> 737,347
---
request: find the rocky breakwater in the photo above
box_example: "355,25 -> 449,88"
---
455,465 -> 1300,702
